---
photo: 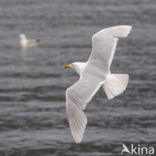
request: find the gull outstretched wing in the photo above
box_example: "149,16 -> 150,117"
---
89,25 -> 132,73
66,67 -> 104,143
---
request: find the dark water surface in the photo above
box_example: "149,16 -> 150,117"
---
0,0 -> 155,155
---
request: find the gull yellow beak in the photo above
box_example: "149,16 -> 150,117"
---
64,65 -> 71,68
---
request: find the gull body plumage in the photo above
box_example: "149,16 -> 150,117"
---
19,34 -> 40,49
65,25 -> 132,143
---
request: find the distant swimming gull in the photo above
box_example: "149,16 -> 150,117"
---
19,34 -> 40,48
64,25 -> 132,143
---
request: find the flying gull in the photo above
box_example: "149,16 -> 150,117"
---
64,25 -> 132,143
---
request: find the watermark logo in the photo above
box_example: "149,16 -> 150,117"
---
121,144 -> 130,154
121,144 -> 155,155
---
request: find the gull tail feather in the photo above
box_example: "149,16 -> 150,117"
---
110,25 -> 132,38
36,39 -> 40,42
103,74 -> 129,100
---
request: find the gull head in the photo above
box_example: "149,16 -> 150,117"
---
19,34 -> 26,40
64,62 -> 86,75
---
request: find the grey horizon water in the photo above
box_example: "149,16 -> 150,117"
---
0,0 -> 155,155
